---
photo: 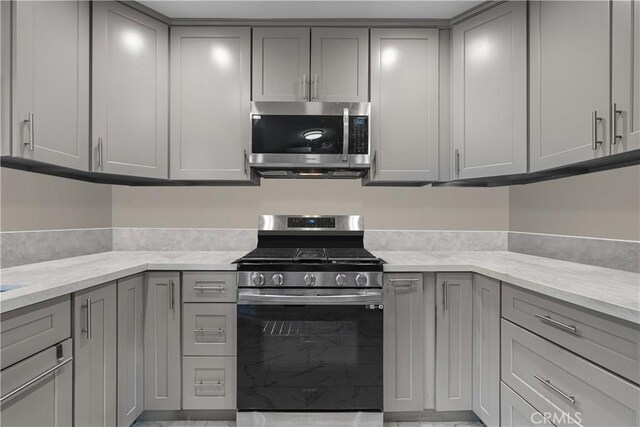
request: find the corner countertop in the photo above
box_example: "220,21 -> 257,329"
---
1,250 -> 638,325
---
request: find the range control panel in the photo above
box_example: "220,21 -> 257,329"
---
287,217 -> 336,228
349,116 -> 369,154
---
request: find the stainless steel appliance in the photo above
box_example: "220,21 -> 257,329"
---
249,102 -> 370,178
235,215 -> 384,419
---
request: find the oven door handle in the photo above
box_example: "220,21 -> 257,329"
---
238,289 -> 382,305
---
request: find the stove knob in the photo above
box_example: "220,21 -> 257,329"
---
335,274 -> 347,286
272,273 -> 285,286
355,274 -> 368,287
304,273 -> 316,287
251,273 -> 265,286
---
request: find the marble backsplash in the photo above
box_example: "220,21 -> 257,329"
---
1,227 -> 638,273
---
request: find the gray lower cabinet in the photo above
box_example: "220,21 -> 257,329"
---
529,0 -> 611,172
92,1 -> 168,178
368,28 -> 440,183
435,273 -> 472,411
170,27 -> 252,181
0,339 -> 73,427
12,0 -> 89,170
472,275 -> 500,427
451,1 -> 527,180
502,319 -> 640,427
144,272 -> 181,410
182,356 -> 236,410
383,273 -> 424,412
117,274 -> 144,426
252,27 -> 310,102
611,0 -> 640,154
74,282 -> 118,427
500,382 -> 547,427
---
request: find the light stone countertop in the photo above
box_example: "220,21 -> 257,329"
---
1,250 -> 639,325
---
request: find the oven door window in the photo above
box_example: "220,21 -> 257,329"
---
252,115 -> 344,154
237,304 -> 383,411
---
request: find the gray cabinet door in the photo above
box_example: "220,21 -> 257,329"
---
73,282 -> 117,427
144,272 -> 181,410
117,274 -> 144,426
92,1 -> 168,178
611,0 -> 640,154
368,28 -> 439,183
170,27 -> 252,181
12,0 -> 89,170
452,1 -> 527,179
252,27 -> 310,101
500,382 -> 545,427
383,273 -> 424,412
472,274 -> 500,427
0,339 -> 73,427
182,356 -> 236,410
529,0 -> 610,172
310,27 -> 368,102
435,273 -> 472,411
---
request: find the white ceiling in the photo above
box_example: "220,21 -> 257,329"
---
139,0 -> 486,20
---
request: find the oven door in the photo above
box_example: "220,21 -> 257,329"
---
237,288 -> 383,412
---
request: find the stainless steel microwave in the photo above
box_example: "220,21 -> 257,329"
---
249,102 -> 370,178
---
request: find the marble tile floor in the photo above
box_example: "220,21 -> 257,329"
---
132,422 -> 482,427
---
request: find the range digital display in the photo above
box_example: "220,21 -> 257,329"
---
287,217 -> 336,228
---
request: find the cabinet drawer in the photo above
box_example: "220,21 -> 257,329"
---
182,356 -> 236,410
183,303 -> 236,356
1,296 -> 71,369
501,382 -> 551,427
501,319 -> 640,427
502,284 -> 640,383
183,272 -> 237,303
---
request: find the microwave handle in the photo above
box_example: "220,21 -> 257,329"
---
342,108 -> 349,162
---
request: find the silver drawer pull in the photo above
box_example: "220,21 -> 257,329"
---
194,328 -> 225,334
194,380 -> 224,387
534,314 -> 577,334
193,285 -> 226,292
0,357 -> 73,404
534,374 -> 576,405
388,278 -> 420,283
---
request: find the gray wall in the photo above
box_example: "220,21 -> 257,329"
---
0,168 -> 112,231
110,179 -> 510,230
509,165 -> 640,240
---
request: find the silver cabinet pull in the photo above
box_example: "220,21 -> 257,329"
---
169,279 -> 175,311
193,285 -> 226,292
82,298 -> 92,339
372,150 -> 377,177
534,374 -> 576,404
534,313 -> 577,334
388,278 -> 420,283
0,356 -> 73,404
244,149 -> 248,174
302,73 -> 308,100
592,111 -> 603,150
455,149 -> 460,175
97,137 -> 103,167
612,103 -> 623,144
194,328 -> 225,334
23,113 -> 35,151
442,280 -> 448,310
313,73 -> 319,100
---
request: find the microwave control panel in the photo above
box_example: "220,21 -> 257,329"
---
349,116 -> 369,154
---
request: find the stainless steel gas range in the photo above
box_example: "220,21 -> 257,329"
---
234,215 -> 384,424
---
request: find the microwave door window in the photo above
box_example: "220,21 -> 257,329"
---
252,115 -> 343,154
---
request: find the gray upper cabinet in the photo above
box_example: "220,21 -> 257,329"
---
117,274 -> 144,427
529,0 -> 610,172
92,1 -> 168,178
452,1 -> 527,180
170,27 -> 252,181
252,27 -> 310,102
611,0 -> 640,155
435,273 -> 472,411
310,28 -> 369,102
74,282 -> 118,427
472,275 -> 501,427
12,0 -> 89,170
383,273 -> 424,412
368,28 -> 439,183
144,272 -> 181,410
